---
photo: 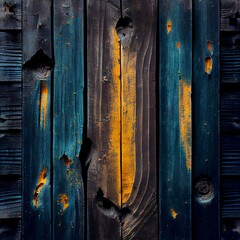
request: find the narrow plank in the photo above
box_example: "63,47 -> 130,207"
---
53,0 -> 84,239
0,83 -> 21,131
0,177 -> 21,219
0,32 -> 22,82
221,32 -> 240,83
159,0 -> 192,238
221,0 -> 240,31
23,0 -> 52,238
222,177 -> 240,218
120,1 -> 158,239
193,0 -> 220,239
87,1 -> 122,239
0,0 -> 21,30
0,219 -> 21,240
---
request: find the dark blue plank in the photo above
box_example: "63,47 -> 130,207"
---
53,0 -> 85,239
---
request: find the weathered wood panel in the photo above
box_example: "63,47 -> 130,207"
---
23,0 -> 52,239
221,33 -> 240,83
0,32 -> 22,82
193,0 -> 220,239
0,177 -> 21,219
159,0 -> 192,239
221,0 -> 240,31
53,0 -> 84,239
0,0 -> 21,30
0,219 -> 21,240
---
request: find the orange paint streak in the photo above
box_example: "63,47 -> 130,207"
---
207,41 -> 213,53
176,41 -> 181,48
59,194 -> 69,210
205,57 -> 212,74
167,20 -> 172,34
171,208 -> 177,219
179,80 -> 192,170
40,82 -> 48,128
33,168 -> 47,207
121,40 -> 136,205
109,28 -> 121,206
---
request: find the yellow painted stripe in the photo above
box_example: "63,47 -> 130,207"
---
121,46 -> 136,204
179,80 -> 192,170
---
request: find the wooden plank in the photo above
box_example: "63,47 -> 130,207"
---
159,0 -> 192,239
221,33 -> 240,83
0,219 -> 21,240
0,83 -> 21,131
23,0 -> 52,239
193,0 -> 220,239
0,0 -> 21,30
0,32 -> 22,82
221,0 -> 240,31
0,177 -> 21,219
120,1 -> 158,239
53,0 -> 84,239
87,1 -> 122,239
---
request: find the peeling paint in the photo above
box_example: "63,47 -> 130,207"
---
40,82 -> 48,128
176,41 -> 181,48
167,20 -> 172,34
171,208 -> 177,219
59,194 -> 69,210
33,168 -> 47,207
179,80 -> 192,171
207,41 -> 213,55
205,57 -> 212,74
59,153 -> 72,166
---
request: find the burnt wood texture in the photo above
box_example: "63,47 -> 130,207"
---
87,0 -> 158,239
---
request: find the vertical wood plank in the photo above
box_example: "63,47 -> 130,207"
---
53,0 -> 85,239
87,1 -> 122,239
159,0 -> 192,239
192,0 -> 220,239
23,0 -> 52,239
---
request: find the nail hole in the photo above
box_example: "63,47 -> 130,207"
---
116,17 -> 133,40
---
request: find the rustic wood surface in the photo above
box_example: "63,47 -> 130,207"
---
53,0 -> 85,239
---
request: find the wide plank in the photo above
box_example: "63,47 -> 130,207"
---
0,32 -> 21,82
0,0 -> 21,30
159,0 -> 192,239
53,0 -> 85,239
193,0 -> 220,238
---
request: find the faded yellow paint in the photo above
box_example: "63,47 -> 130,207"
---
121,38 -> 136,204
176,41 -> 181,48
40,82 -> 48,128
171,208 -> 177,219
167,20 -> 172,34
59,194 -> 69,210
108,28 -> 121,206
179,80 -> 192,170
33,168 -> 47,207
205,57 -> 212,74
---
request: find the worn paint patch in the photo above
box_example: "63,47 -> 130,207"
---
59,194 -> 69,210
59,153 -> 72,166
207,41 -> 213,55
108,28 -> 121,206
176,41 -> 181,48
33,168 -> 47,207
167,20 -> 172,34
205,57 -> 212,74
179,80 -> 192,170
121,40 -> 136,205
40,82 -> 48,128
171,208 -> 177,219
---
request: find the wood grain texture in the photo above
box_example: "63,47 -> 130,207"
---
0,219 -> 21,240
53,0 -> 85,239
221,0 -> 240,31
23,0 -> 52,239
0,177 -> 21,219
0,32 -> 22,82
159,0 -> 192,239
0,0 -> 21,30
193,0 -> 220,239
221,33 -> 240,83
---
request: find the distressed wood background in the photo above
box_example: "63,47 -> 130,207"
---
0,0 -> 239,239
